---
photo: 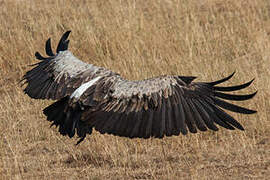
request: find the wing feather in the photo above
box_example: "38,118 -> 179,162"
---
200,99 -> 235,130
186,99 -> 207,131
193,99 -> 219,131
125,112 -> 137,138
152,105 -> 162,138
159,100 -> 166,137
130,111 -> 143,138
176,99 -> 188,135
165,97 -> 173,136
214,91 -> 257,101
213,79 -> 254,91
90,73 -> 256,139
144,109 -> 154,138
45,38 -> 55,56
180,95 -> 198,133
170,104 -> 181,135
213,97 -> 256,114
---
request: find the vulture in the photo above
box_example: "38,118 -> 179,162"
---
21,31 -> 257,145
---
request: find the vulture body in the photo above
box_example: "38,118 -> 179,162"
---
22,31 -> 257,144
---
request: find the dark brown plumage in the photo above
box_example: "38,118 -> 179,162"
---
21,31 -> 257,144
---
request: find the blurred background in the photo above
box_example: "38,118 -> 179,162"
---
0,0 -> 269,179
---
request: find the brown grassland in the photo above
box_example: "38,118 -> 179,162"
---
0,0 -> 270,179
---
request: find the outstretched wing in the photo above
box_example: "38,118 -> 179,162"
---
21,31 -> 116,100
81,73 -> 257,139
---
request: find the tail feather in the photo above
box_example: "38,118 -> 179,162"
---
43,97 -> 91,143
43,97 -> 68,122
62,108 -> 81,138
43,97 -> 78,138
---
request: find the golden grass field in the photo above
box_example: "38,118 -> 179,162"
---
0,0 -> 269,179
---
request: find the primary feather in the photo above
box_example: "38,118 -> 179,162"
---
21,31 -> 257,144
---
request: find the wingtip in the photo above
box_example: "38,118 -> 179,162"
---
227,71 -> 236,79
245,91 -> 258,101
35,52 -> 44,60
59,31 -> 72,43
213,77 -> 256,92
207,71 -> 236,86
239,126 -> 245,131
56,30 -> 72,53
248,109 -> 257,114
63,30 -> 71,39
252,90 -> 258,97
228,71 -> 236,79
246,78 -> 255,86
45,38 -> 55,56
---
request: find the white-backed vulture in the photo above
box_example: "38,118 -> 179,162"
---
21,31 -> 257,145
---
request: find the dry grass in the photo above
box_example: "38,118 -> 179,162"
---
0,0 -> 269,179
